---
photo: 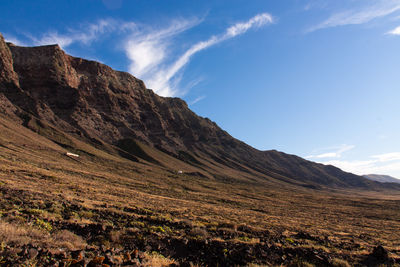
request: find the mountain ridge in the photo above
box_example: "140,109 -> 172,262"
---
0,33 -> 391,190
364,174 -> 400,184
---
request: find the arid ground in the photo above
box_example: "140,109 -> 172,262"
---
1,115 -> 400,266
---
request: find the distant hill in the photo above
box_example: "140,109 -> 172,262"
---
364,174 -> 400,184
0,32 -> 394,190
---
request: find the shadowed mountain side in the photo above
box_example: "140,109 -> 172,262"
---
0,33 -> 394,190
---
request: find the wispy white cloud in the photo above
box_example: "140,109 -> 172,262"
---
387,25 -> 400,35
303,0 -> 328,11
322,154 -> 400,177
189,95 -> 206,105
309,152 -> 339,159
305,150 -> 400,178
322,159 -> 376,174
393,14 -> 400,21
125,13 -> 274,96
30,19 -> 136,48
34,31 -> 75,48
20,14 -> 273,97
307,145 -> 400,177
124,18 -> 200,79
308,0 -> 400,32
177,76 -> 205,97
371,152 -> 400,162
306,144 -> 355,159
3,34 -> 26,46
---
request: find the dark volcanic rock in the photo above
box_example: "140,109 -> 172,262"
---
371,245 -> 388,261
361,245 -> 393,267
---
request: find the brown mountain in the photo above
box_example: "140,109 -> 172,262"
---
0,33 -> 387,189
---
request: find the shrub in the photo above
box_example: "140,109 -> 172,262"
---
78,210 -> 95,219
190,227 -> 208,237
149,225 -> 165,233
238,236 -> 251,242
142,251 -> 177,267
51,230 -> 86,250
289,257 -> 315,267
286,237 -> 295,244
331,258 -> 351,267
0,219 -> 48,246
26,208 -> 45,216
34,219 -> 52,232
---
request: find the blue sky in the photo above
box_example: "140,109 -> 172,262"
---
1,0 -> 400,178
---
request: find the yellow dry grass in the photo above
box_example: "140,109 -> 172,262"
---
1,114 -> 400,263
0,220 -> 86,250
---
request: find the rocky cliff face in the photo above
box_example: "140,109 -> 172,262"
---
0,33 -> 381,188
0,34 -> 19,88
4,38 -> 233,154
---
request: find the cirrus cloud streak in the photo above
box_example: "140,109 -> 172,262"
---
29,19 -> 136,48
306,146 -> 400,178
308,0 -> 400,32
125,13 -> 274,96
11,14 -> 274,97
306,144 -> 355,159
387,25 -> 400,35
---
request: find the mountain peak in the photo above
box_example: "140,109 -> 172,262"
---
0,34 -> 393,190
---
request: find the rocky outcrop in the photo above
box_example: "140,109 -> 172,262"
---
0,34 -> 385,189
0,33 -> 19,88
0,34 -> 21,119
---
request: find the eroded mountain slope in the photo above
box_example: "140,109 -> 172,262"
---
0,33 -> 384,189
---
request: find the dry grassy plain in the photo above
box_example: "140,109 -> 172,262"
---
1,114 -> 400,266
